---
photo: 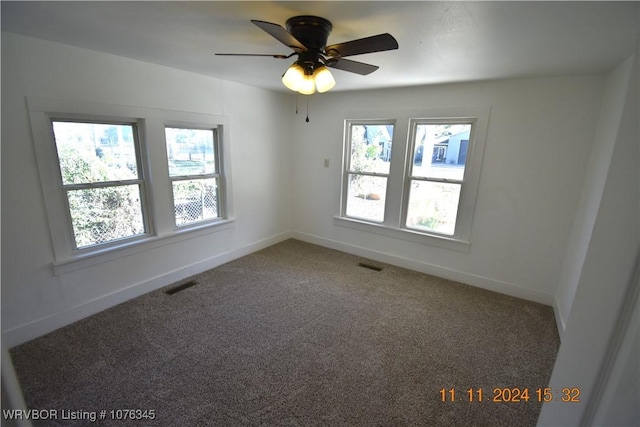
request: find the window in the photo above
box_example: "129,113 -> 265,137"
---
343,121 -> 394,222
51,121 -> 149,249
165,127 -> 221,227
28,97 -> 234,272
339,108 -> 489,251
404,120 -> 472,236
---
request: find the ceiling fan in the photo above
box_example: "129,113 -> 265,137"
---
216,15 -> 399,95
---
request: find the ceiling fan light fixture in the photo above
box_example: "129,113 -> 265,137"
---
218,15 -> 399,98
282,63 -> 305,91
313,65 -> 335,93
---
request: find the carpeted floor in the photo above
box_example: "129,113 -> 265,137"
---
10,239 -> 560,426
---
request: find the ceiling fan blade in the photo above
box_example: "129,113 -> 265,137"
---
325,33 -> 398,58
251,20 -> 308,52
215,53 -> 292,59
327,58 -> 379,75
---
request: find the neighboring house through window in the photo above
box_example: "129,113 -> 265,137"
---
343,120 -> 394,223
405,120 -> 473,236
338,107 -> 490,252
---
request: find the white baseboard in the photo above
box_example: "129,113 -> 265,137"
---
3,232 -> 292,348
4,230 -> 557,347
292,231 -> 554,306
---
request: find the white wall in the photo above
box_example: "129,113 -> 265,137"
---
290,76 -> 603,305
1,33 -> 293,346
537,53 -> 639,426
591,286 -> 640,426
553,55 -> 637,337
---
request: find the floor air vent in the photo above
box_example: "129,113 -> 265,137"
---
358,262 -> 383,272
165,280 -> 198,295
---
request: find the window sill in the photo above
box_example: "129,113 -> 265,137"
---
52,218 -> 236,275
333,216 -> 470,253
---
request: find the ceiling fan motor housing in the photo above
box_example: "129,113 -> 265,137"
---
286,15 -> 332,54
217,15 -> 396,80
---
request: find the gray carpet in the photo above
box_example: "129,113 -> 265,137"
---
10,239 -> 559,426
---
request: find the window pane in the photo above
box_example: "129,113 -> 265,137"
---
67,185 -> 145,248
345,174 -> 387,222
406,181 -> 461,235
412,123 -> 471,181
52,122 -> 138,185
349,124 -> 393,174
165,128 -> 216,176
173,178 -> 219,226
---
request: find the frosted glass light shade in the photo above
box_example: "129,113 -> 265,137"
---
313,66 -> 335,93
298,74 -> 316,95
282,64 -> 305,91
282,62 -> 335,95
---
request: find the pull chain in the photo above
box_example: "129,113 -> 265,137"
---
293,94 -> 310,123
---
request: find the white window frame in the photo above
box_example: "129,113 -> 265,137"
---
164,124 -> 226,229
402,117 -> 477,238
336,107 -> 490,252
28,97 -> 235,274
50,118 -> 153,251
341,119 -> 396,223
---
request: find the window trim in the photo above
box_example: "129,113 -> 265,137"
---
164,125 -> 225,229
50,118 -> 154,251
337,107 -> 490,251
341,119 -> 396,223
401,117 -> 477,238
27,97 -> 235,273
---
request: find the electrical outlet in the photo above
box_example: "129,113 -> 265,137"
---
324,158 -> 330,168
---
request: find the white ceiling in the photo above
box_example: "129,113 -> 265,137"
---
2,1 -> 639,93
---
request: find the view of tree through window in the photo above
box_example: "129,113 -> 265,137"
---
344,123 -> 394,222
165,127 -> 219,226
52,121 -> 146,249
